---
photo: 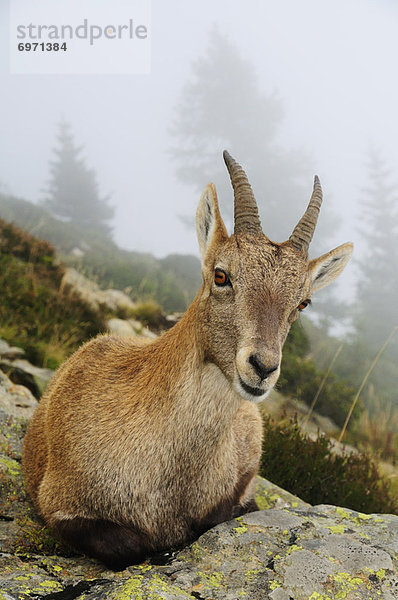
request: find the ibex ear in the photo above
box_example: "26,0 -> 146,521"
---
309,242 -> 353,293
196,184 -> 228,263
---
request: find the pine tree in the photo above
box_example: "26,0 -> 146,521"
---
354,149 -> 398,350
43,121 -> 114,237
338,149 -> 398,409
170,29 -> 337,250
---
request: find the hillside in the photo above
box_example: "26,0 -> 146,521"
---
0,217 -> 105,369
0,193 -> 202,313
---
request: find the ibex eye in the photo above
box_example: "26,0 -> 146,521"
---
298,299 -> 311,311
214,269 -> 229,286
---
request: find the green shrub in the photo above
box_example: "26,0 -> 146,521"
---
130,300 -> 168,331
260,416 -> 397,514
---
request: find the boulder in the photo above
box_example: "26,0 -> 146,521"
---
0,339 -> 54,399
0,340 -> 25,361
106,317 -> 137,338
106,318 -> 157,339
1,370 -> 397,599
60,267 -> 137,315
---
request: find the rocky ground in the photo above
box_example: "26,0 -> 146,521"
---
1,364 -> 398,599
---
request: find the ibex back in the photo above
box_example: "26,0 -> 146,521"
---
22,151 -> 353,570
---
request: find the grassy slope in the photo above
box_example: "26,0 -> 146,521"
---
0,218 -> 105,368
0,193 -> 202,313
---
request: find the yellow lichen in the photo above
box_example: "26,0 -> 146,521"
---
336,507 -> 350,519
111,576 -> 144,600
285,544 -> 303,556
0,455 -> 21,479
234,525 -> 248,535
355,511 -> 372,521
376,568 -> 386,580
198,571 -> 224,589
32,579 -> 63,593
189,542 -> 204,561
308,592 -> 332,600
269,579 -> 281,590
331,571 -> 364,599
147,574 -> 193,598
326,525 -> 346,534
255,489 -> 281,510
364,567 -> 386,581
245,568 -> 262,582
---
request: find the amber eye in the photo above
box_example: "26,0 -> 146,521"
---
214,268 -> 229,286
298,299 -> 311,311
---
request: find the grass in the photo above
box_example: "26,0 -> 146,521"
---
0,219 -> 105,369
338,326 -> 398,442
349,395 -> 398,464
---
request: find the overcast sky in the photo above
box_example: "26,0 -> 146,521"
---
1,0 -> 397,280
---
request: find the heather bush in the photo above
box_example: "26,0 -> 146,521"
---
260,415 -> 397,514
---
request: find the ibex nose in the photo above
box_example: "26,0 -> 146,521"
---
248,354 -> 279,381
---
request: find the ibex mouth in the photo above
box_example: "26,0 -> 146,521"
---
238,376 -> 265,398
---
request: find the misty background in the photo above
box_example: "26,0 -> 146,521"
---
0,1 -> 397,434
1,0 -> 397,255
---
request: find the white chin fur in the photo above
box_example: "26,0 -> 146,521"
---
233,380 -> 272,403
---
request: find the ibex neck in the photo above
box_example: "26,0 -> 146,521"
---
152,289 -> 241,444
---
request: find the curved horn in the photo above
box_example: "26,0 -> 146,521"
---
223,150 -> 262,235
289,175 -> 323,252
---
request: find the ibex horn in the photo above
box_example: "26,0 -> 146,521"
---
223,150 -> 262,235
289,175 -> 323,252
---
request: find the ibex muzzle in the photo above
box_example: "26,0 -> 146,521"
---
22,151 -> 353,570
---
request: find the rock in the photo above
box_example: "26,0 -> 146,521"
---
0,370 -> 37,465
0,358 -> 53,400
70,246 -> 85,257
0,340 -> 25,361
61,267 -> 137,315
0,371 -> 38,554
106,318 -> 157,339
1,370 -> 398,599
128,319 -> 158,339
166,313 -> 185,325
106,317 -> 137,338
0,339 -> 54,399
99,289 -> 136,316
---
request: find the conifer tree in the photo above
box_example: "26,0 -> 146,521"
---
43,121 -> 114,237
354,149 -> 398,351
170,29 -> 336,251
335,149 -> 398,409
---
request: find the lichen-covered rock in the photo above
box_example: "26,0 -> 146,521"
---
0,370 -> 37,460
1,369 -> 398,599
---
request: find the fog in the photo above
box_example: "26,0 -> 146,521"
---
1,0 -> 398,269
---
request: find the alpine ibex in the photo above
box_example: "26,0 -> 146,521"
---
22,151 -> 353,570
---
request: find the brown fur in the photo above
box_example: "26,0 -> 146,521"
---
22,171 -> 353,570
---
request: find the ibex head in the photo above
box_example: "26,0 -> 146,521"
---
196,151 -> 353,402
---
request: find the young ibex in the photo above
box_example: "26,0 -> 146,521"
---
22,151 -> 353,570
